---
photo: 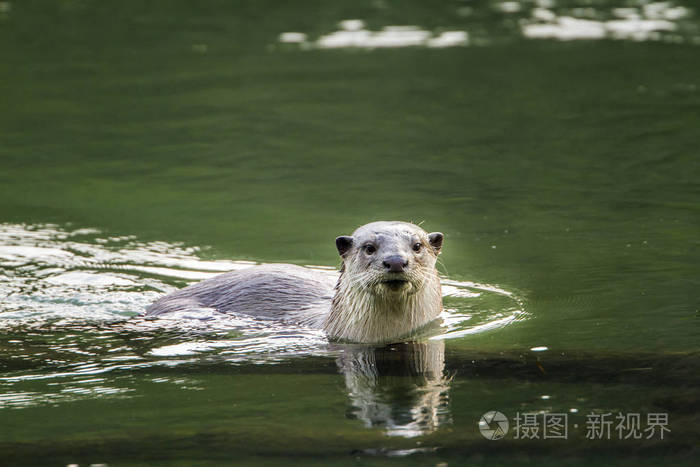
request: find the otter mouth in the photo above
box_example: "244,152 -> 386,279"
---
380,278 -> 410,291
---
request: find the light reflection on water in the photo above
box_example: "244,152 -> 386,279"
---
277,0 -> 696,49
278,21 -> 469,50
521,1 -> 691,41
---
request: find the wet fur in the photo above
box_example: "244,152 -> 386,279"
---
324,222 -> 443,342
146,222 -> 443,343
146,264 -> 336,327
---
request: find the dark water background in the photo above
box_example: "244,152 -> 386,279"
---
0,0 -> 698,465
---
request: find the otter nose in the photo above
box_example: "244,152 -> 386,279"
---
382,255 -> 408,273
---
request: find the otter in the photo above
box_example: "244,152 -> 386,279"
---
145,221 -> 444,343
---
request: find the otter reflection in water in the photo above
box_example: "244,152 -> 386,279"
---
336,339 -> 451,437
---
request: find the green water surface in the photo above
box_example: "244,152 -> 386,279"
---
0,0 -> 698,465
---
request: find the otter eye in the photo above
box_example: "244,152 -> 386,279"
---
413,243 -> 422,252
364,244 -> 376,255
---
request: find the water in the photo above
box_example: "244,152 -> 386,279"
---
0,0 -> 698,465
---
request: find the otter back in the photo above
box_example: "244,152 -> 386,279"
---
146,264 -> 336,327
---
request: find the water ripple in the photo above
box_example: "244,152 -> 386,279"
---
0,223 -> 525,407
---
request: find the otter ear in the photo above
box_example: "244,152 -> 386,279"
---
335,236 -> 354,257
428,232 -> 443,253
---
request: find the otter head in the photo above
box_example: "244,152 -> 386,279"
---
334,221 -> 443,297
327,221 -> 444,343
